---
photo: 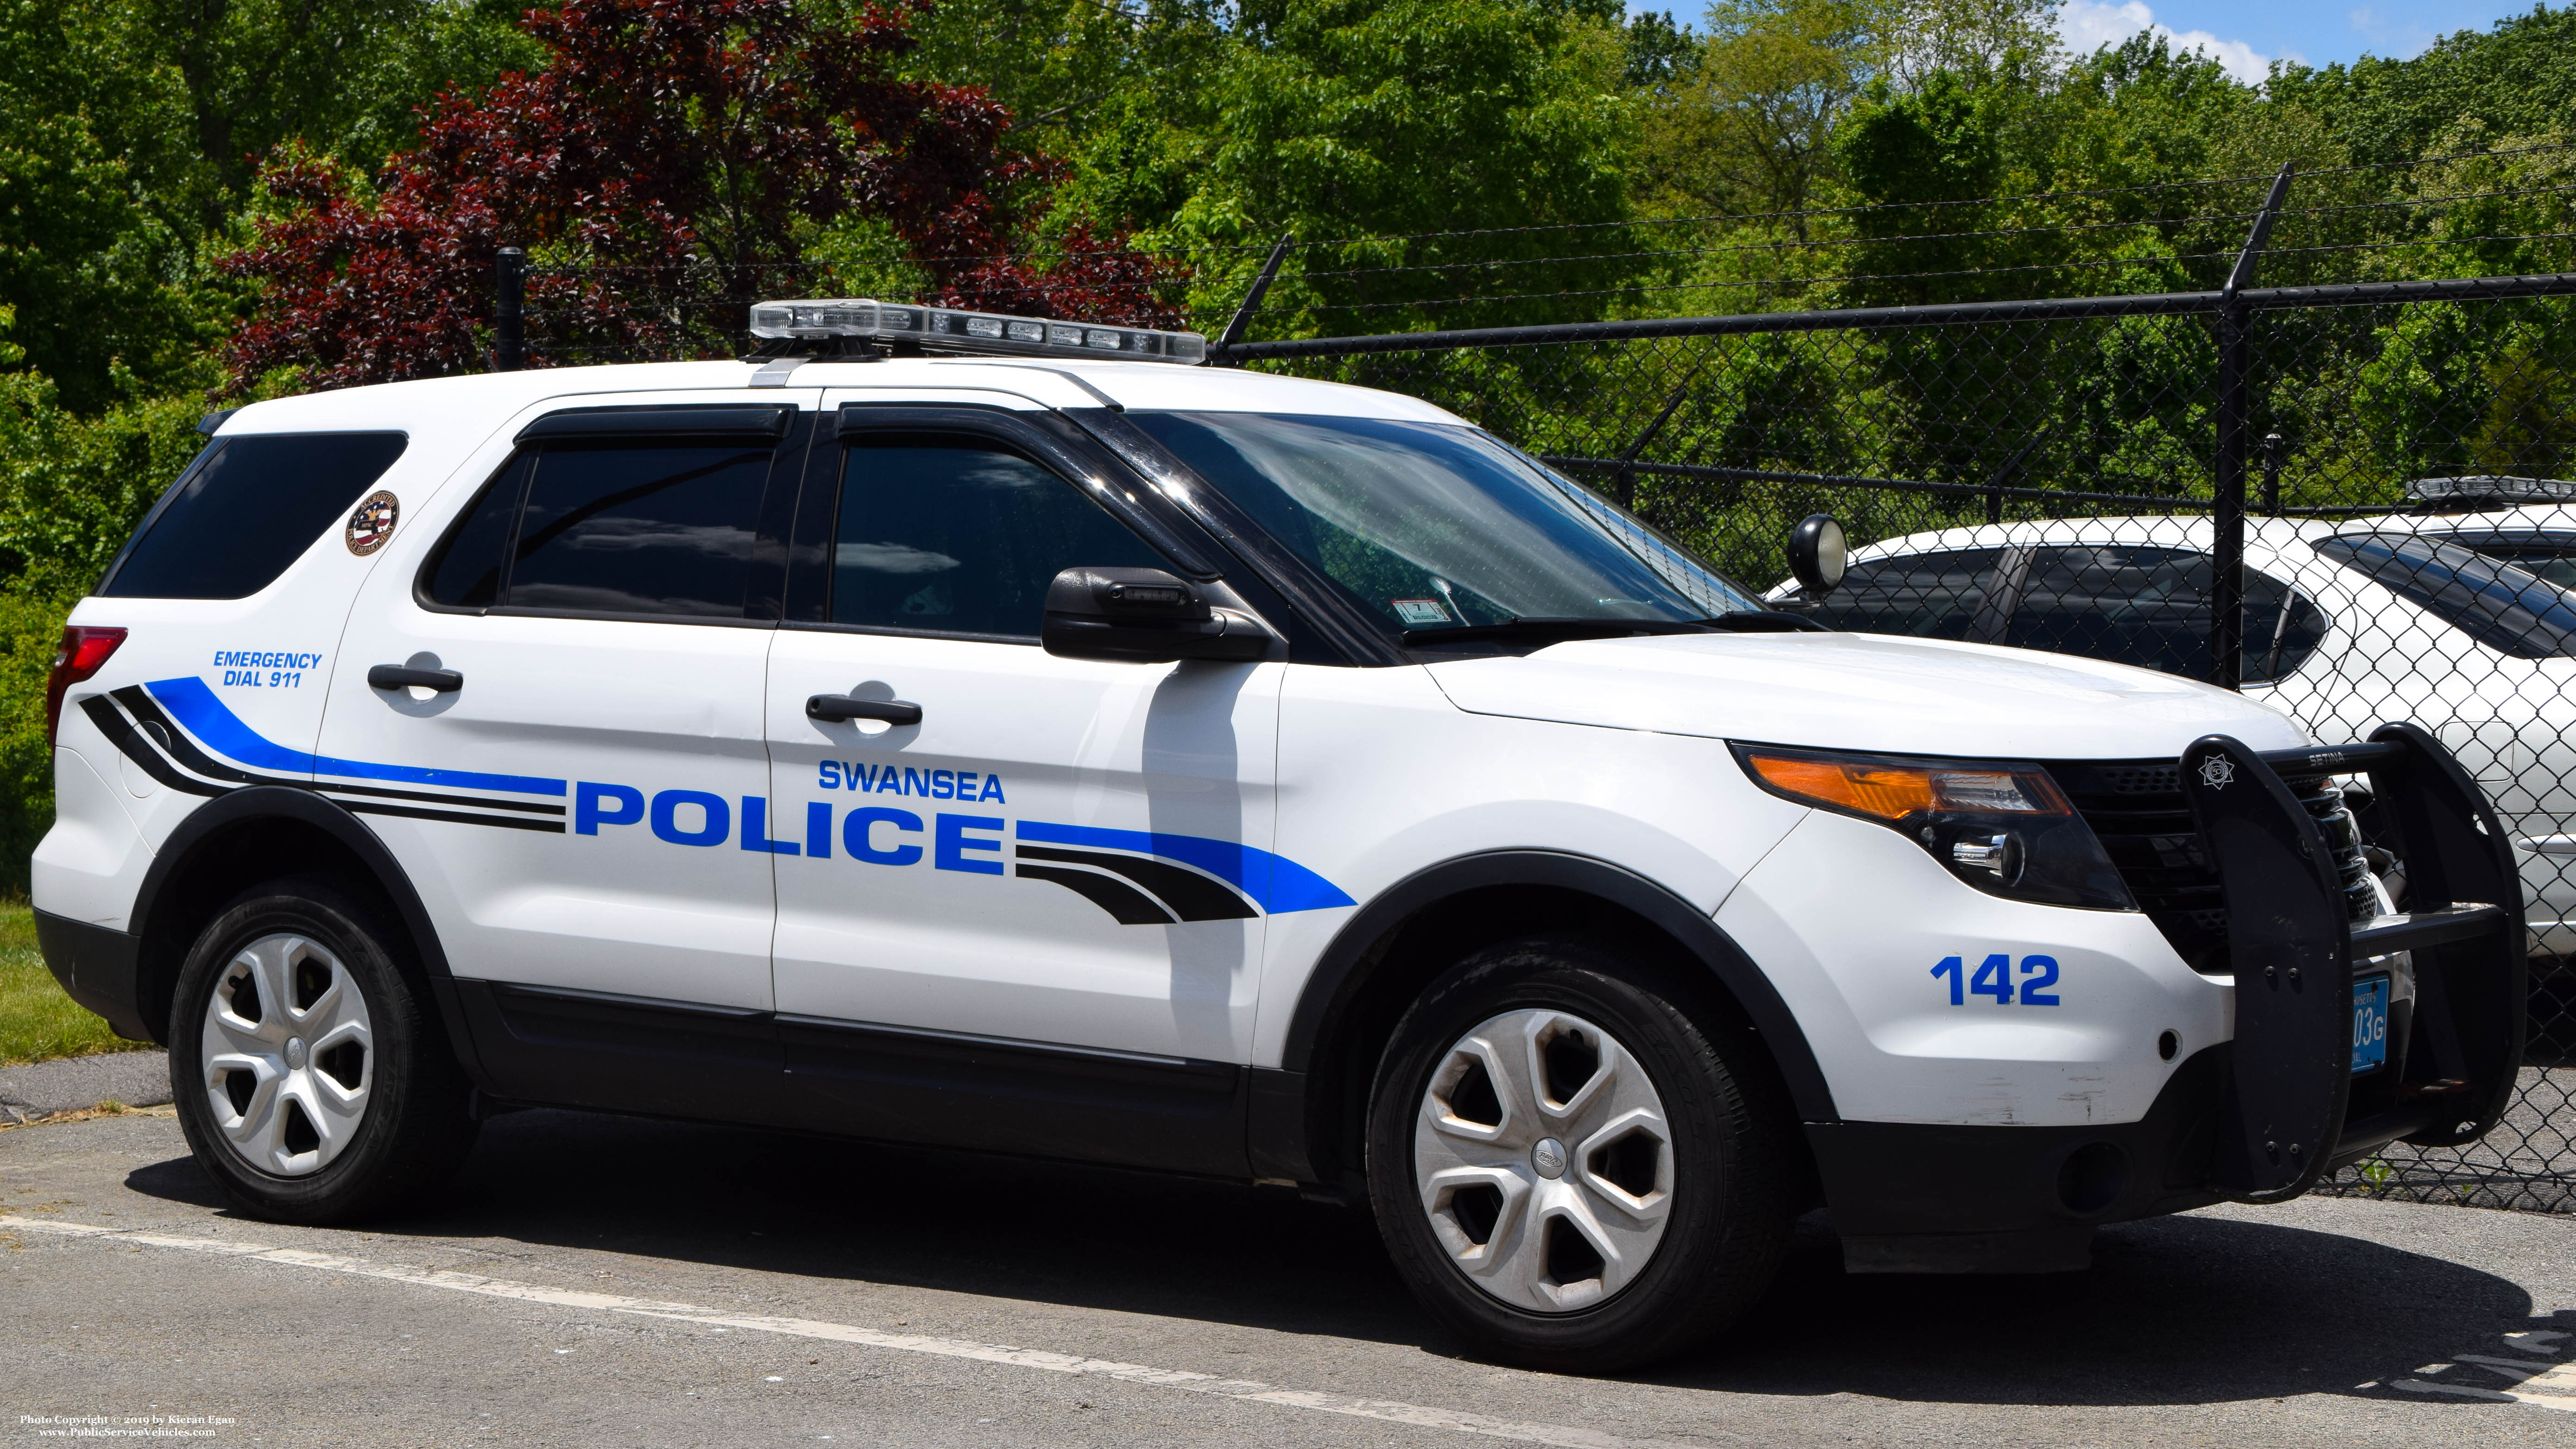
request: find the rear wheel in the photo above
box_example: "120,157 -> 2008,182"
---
1366,936 -> 1798,1371
170,879 -> 477,1223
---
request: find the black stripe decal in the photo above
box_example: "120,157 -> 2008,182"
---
114,684 -> 563,815
1014,844 -> 1257,922
339,799 -> 568,833
79,696 -> 228,798
110,685 -> 285,787
86,693 -> 560,832
1014,864 -> 1176,924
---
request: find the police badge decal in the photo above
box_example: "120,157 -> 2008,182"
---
345,490 -> 399,556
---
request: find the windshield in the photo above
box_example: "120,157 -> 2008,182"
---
1125,411 -> 1760,634
2313,532 -> 2576,658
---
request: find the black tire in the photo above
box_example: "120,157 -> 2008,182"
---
169,877 -> 478,1224
1365,935 -> 1798,1372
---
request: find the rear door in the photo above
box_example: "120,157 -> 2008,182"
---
314,395 -> 815,1039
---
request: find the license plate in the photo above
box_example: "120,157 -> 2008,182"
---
2352,975 -> 2391,1074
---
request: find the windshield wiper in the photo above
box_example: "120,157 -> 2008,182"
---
1400,616 -> 1711,646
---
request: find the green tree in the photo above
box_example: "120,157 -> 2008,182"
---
1643,0 -> 1871,229
1065,0 -> 1645,337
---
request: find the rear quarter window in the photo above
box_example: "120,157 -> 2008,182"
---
100,432 -> 409,599
2313,532 -> 2576,658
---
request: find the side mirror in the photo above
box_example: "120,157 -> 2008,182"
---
1042,567 -> 1275,664
1788,514 -> 1847,597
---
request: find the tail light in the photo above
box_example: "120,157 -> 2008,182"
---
45,626 -> 127,747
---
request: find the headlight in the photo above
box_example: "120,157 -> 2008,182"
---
1730,744 -> 2134,911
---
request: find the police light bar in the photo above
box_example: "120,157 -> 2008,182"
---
2407,475 -> 2576,505
747,298 -> 1206,364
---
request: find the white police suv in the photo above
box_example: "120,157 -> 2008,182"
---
32,300 -> 2530,1370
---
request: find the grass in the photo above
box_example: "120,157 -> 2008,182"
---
0,901 -> 134,1066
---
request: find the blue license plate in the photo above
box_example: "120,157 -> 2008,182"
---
2352,975 -> 2391,1074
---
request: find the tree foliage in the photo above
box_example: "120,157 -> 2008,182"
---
221,0 -> 1177,391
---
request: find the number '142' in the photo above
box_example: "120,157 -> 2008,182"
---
1932,954 -> 2060,1006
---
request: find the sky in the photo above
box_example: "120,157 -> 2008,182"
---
2055,1 -> 2543,83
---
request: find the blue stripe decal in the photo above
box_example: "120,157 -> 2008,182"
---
148,677 -> 569,797
1014,819 -> 1354,913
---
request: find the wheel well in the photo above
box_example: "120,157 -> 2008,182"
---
133,816 -> 405,1044
1297,882 -> 1814,1202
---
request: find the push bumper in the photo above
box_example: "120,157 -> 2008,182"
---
1817,721 -> 2526,1270
32,910 -> 153,1043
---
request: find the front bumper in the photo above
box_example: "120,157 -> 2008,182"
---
1808,722 -> 2527,1267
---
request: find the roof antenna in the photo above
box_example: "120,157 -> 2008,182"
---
1214,233 -> 1295,362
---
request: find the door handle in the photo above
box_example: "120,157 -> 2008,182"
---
368,664 -> 464,692
807,694 -> 922,726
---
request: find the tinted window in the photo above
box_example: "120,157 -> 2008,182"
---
511,442 -> 772,617
2315,532 -> 2576,658
1127,411 -> 1758,632
2006,544 -> 2324,684
1809,548 -> 2002,639
832,436 -> 1165,637
102,432 -> 408,599
2456,538 -> 2576,592
422,454 -> 526,609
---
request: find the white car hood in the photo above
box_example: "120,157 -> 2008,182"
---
1423,630 -> 2311,760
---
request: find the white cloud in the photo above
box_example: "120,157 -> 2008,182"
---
2057,0 -> 2290,85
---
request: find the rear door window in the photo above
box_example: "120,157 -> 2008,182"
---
422,439 -> 781,619
1806,548 -> 2004,639
2008,544 -> 2325,684
101,432 -> 409,599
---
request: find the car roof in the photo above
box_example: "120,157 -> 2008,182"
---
209,355 -> 1473,437
1843,502 -> 2576,567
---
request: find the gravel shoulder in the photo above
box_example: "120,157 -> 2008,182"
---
0,1049 -> 170,1125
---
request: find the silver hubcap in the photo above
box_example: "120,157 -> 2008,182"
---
1412,1009 -> 1676,1312
200,933 -> 373,1177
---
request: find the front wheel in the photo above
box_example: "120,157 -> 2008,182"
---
170,878 -> 478,1224
1366,936 -> 1798,1371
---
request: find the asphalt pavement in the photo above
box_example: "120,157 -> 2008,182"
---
4,1102 -> 2574,1447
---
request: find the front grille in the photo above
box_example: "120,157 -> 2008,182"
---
2047,759 -> 2379,976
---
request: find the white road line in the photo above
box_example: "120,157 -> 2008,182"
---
2383,1335 -> 2576,1414
2,1215 -> 1722,1449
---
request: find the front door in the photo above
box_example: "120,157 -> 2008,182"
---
763,395 -> 1285,1170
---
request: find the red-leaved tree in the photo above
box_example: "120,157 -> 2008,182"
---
221,0 -> 1178,392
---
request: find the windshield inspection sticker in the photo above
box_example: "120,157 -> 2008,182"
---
345,490 -> 399,556
1392,599 -> 1450,626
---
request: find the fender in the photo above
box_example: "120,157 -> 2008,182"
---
1255,849 -> 1840,1186
130,785 -> 492,1088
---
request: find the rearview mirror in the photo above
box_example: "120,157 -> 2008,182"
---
1788,514 -> 1847,597
1042,567 -> 1275,664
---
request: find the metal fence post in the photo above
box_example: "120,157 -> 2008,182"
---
2210,165 -> 2294,690
495,247 -> 526,373
2260,431 -> 2286,515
